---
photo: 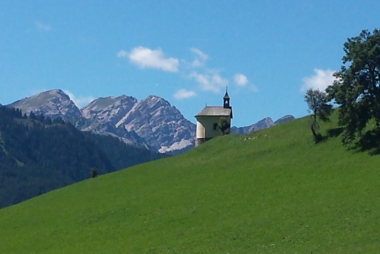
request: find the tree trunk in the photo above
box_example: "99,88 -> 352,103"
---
310,117 -> 320,143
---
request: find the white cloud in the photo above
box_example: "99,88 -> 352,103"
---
173,89 -> 196,100
190,48 -> 208,67
118,47 -> 179,72
249,85 -> 259,92
234,73 -> 248,86
116,50 -> 128,58
34,21 -> 52,32
189,71 -> 228,93
301,69 -> 337,92
117,46 -> 255,95
63,90 -> 95,108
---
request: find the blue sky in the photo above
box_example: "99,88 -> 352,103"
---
1,0 -> 379,127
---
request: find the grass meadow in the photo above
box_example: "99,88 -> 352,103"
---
1,114 -> 380,253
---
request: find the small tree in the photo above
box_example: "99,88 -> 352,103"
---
305,89 -> 332,143
90,168 -> 98,178
218,117 -> 230,135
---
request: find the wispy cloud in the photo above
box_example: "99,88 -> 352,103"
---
189,71 -> 228,93
117,46 -> 256,96
117,50 -> 128,58
301,69 -> 336,92
34,21 -> 52,32
118,47 -> 179,72
233,73 -> 258,92
173,89 -> 196,100
248,85 -> 259,92
190,48 -> 208,67
63,90 -> 95,108
234,73 -> 248,86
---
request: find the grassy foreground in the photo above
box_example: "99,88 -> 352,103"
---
1,116 -> 380,253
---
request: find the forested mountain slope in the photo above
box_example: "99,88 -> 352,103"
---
0,106 -> 162,208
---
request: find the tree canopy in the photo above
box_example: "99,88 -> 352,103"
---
326,29 -> 380,143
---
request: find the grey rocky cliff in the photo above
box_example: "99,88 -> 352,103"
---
116,95 -> 195,153
8,89 -> 82,123
76,95 -> 151,149
81,95 -> 138,127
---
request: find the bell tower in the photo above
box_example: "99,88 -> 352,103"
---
223,88 -> 230,108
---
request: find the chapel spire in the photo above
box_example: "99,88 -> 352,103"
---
223,87 -> 230,108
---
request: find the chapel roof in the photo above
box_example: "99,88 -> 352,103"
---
195,106 -> 232,117
223,91 -> 230,99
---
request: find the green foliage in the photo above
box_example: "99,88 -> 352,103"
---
1,114 -> 380,253
327,29 -> 380,144
90,168 -> 98,178
304,89 -> 332,143
218,116 -> 230,135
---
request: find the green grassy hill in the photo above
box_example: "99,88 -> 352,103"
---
1,115 -> 380,253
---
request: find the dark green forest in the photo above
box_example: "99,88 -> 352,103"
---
0,106 -> 163,208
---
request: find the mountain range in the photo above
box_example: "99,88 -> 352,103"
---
231,115 -> 295,134
8,89 -> 294,153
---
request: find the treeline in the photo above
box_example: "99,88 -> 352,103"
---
0,106 -> 163,208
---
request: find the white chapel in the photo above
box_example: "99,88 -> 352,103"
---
194,90 -> 233,146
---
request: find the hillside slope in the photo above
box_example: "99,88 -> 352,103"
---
0,106 -> 162,208
1,115 -> 380,253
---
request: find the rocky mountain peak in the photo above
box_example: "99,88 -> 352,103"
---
78,94 -> 195,153
231,115 -> 294,135
274,115 -> 295,124
81,95 -> 136,112
81,95 -> 137,125
9,90 -> 196,153
139,95 -> 172,110
116,95 -> 195,152
255,117 -> 275,129
8,89 -> 82,122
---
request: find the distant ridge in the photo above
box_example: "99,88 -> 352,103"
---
8,90 -> 196,153
231,115 -> 295,135
7,89 -> 294,152
275,115 -> 295,124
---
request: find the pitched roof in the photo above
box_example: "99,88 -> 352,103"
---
195,106 -> 232,117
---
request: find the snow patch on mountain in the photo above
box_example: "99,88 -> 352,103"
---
158,139 -> 192,153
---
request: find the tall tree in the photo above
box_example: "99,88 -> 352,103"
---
326,29 -> 380,143
304,89 -> 332,143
